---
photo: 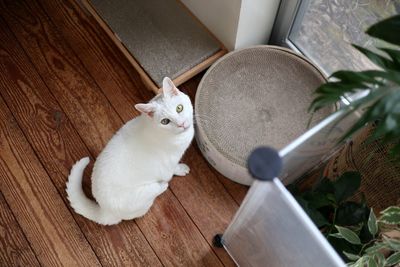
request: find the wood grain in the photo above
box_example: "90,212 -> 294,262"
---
37,0 -> 245,264
39,0 -> 155,123
38,1 -> 244,265
1,0 -> 121,154
136,192 -> 225,267
3,0 -> 225,265
0,97 -> 101,266
0,192 -> 40,267
0,7 -> 162,266
168,145 -> 239,266
41,1 -> 240,264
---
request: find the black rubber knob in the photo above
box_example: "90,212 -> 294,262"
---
213,234 -> 224,248
247,147 -> 282,181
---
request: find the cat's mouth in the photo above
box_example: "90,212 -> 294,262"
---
177,121 -> 191,131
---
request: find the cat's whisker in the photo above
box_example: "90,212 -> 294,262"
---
193,115 -> 211,124
193,119 -> 211,127
193,114 -> 213,123
194,113 -> 212,119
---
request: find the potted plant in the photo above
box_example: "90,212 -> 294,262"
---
298,14 -> 400,267
309,15 -> 400,161
289,171 -> 400,266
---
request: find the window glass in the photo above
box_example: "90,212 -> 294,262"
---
288,0 -> 400,75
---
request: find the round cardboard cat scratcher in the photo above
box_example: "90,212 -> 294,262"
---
195,45 -> 333,185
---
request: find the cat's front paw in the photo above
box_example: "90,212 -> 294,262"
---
174,163 -> 190,176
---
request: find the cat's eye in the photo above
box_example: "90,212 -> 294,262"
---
161,118 -> 170,125
176,104 -> 184,113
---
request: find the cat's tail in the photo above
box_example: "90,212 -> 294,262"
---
66,157 -> 120,225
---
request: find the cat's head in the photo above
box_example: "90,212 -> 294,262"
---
135,77 -> 193,134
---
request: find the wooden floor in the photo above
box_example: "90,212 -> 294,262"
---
0,0 -> 248,266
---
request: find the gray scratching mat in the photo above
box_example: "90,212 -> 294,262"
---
90,0 -> 221,87
196,46 -> 334,168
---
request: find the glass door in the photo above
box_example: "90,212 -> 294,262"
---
270,0 -> 400,75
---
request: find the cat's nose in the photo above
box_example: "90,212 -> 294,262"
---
177,121 -> 188,129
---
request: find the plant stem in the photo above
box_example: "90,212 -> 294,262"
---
327,207 -> 338,236
359,238 -> 377,255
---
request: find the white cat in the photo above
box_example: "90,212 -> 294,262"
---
66,77 -> 194,225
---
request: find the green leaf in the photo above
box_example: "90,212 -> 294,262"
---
367,257 -> 378,267
336,202 -> 369,225
330,70 -> 386,88
359,222 -> 375,244
295,196 -> 329,227
384,238 -> 400,251
384,115 -> 397,131
379,206 -> 400,225
373,252 -> 386,267
334,172 -> 361,203
352,45 -> 397,70
340,89 -> 400,147
344,251 -> 361,261
386,251 -> 400,266
331,70 -> 376,82
330,233 -> 343,239
379,47 -> 400,68
368,208 -> 378,236
348,257 -> 366,267
367,15 -> 400,46
378,70 -> 400,85
381,206 -> 400,216
314,177 -> 335,194
304,192 -> 332,209
309,81 -> 366,112
335,226 -> 362,245
365,243 -> 389,254
306,208 -> 330,228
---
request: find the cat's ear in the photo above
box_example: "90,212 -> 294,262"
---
162,77 -> 179,97
135,103 -> 156,117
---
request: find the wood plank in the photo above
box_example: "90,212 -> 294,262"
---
0,192 -> 40,267
38,0 -> 245,264
39,1 -> 244,265
1,0 -> 122,154
135,193 -> 224,267
217,176 -> 249,204
3,0 -> 224,265
0,7 -> 162,267
0,96 -> 101,266
35,1 -> 242,265
40,0 -> 155,123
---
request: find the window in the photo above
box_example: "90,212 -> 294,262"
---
270,0 -> 400,75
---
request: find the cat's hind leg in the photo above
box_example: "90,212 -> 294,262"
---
116,182 -> 168,220
174,163 -> 190,176
139,181 -> 168,198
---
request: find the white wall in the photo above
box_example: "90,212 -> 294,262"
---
235,0 -> 281,49
181,0 -> 242,51
181,0 -> 280,51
